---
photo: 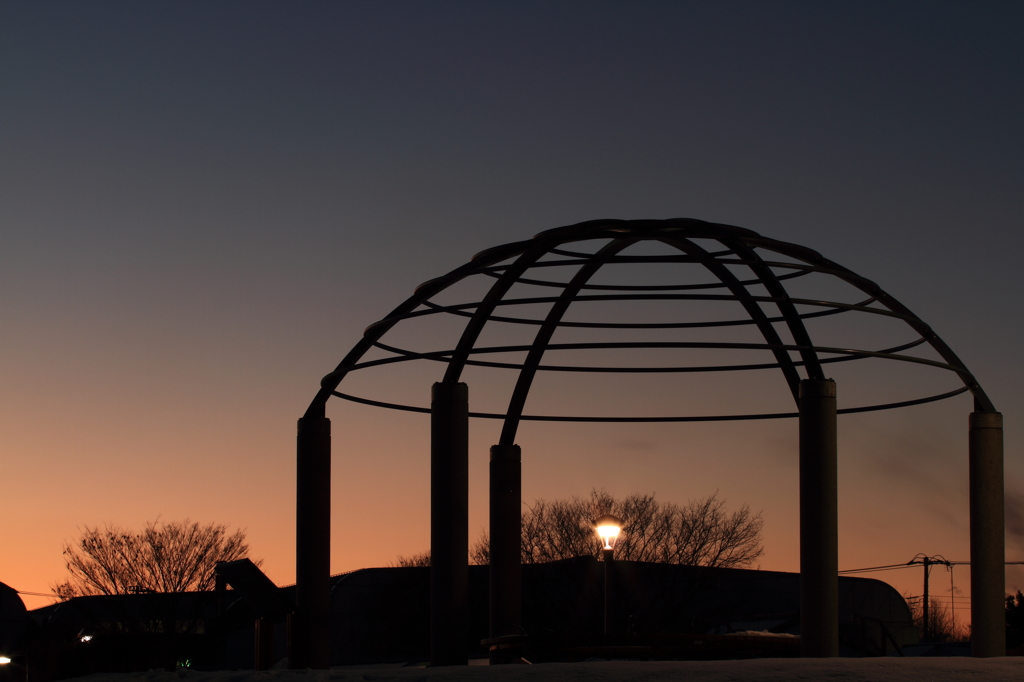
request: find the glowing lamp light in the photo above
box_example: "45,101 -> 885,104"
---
594,514 -> 623,551
0,656 -> 11,665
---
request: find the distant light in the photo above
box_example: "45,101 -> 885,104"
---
80,635 -> 93,643
594,514 -> 623,550
0,656 -> 11,665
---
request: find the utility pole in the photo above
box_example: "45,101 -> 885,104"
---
907,554 -> 951,643
842,556 -> 1024,645
922,556 -> 931,642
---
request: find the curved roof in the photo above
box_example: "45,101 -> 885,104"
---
308,218 -> 993,444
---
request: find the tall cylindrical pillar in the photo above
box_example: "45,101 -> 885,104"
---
293,415 -> 331,669
431,382 -> 469,666
799,379 -> 838,657
489,443 -> 521,646
969,411 -> 1005,658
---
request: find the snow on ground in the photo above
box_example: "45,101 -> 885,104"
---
64,658 -> 1024,682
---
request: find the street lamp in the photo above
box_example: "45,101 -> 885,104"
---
595,515 -> 622,553
595,514 -> 623,635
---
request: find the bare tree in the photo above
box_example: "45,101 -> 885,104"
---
53,518 -> 256,599
399,490 -> 763,569
907,595 -> 970,643
1008,591 -> 1024,650
391,551 -> 431,568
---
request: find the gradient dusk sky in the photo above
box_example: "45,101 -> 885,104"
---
2,1 -> 1022,614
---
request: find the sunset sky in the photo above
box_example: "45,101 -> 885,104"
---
2,1 -> 1022,616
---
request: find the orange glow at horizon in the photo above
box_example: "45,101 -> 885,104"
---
7,391 -> 1020,627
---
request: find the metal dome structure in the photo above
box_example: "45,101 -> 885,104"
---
310,217 -> 994,422
291,219 -> 1005,667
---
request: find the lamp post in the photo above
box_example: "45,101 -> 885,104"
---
595,514 -> 623,636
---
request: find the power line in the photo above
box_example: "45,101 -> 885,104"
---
841,558 -> 1024,574
841,555 -> 1024,642
838,563 -> 917,574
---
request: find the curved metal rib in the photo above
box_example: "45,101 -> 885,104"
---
357,292 -> 918,328
418,294 -> 875,329
362,334 -> 928,374
746,234 -> 996,412
498,237 -> 638,444
477,264 -> 811,291
441,241 -> 558,383
352,339 -> 964,374
305,239 -> 538,417
331,385 -> 969,422
658,235 -> 803,403
723,237 -> 825,380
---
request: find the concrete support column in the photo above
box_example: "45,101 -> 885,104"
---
489,444 -> 522,645
799,379 -> 838,657
293,415 -> 331,669
431,382 -> 469,666
969,411 -> 1005,658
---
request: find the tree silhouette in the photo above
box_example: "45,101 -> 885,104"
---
54,518 -> 256,599
1007,590 -> 1024,649
906,595 -> 970,642
391,550 -> 431,568
396,490 -> 763,569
